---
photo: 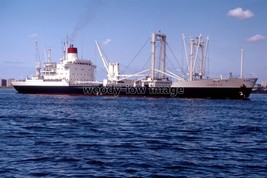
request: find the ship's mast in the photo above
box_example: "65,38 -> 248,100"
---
95,41 -> 120,82
65,35 -> 69,61
47,48 -> 51,63
160,34 -> 166,79
95,41 -> 109,74
35,40 -> 41,79
151,33 -> 156,80
182,34 -> 189,73
151,32 -> 167,80
199,36 -> 204,79
188,34 -> 207,81
203,36 -> 209,78
189,38 -> 194,81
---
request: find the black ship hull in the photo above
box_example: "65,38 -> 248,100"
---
12,85 -> 253,99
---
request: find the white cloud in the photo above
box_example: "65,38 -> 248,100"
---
227,7 -> 254,20
30,33 -> 38,38
103,38 -> 111,45
247,34 -> 266,42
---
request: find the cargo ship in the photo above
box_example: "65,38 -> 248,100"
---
12,32 -> 257,99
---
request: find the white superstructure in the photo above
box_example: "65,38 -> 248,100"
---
12,38 -> 97,87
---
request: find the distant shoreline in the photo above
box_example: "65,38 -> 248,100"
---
252,91 -> 267,94
0,87 -> 14,89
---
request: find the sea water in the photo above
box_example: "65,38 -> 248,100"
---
0,89 -> 266,177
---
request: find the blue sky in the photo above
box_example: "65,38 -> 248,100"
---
0,0 -> 266,82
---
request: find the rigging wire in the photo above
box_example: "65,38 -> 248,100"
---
119,63 -> 140,73
165,55 -> 181,76
140,54 -> 151,72
121,37 -> 150,74
120,53 -> 151,78
166,42 -> 186,76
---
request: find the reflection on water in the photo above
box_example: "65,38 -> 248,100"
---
0,89 -> 266,177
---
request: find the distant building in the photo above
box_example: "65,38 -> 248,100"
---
0,79 -> 7,87
0,79 -> 15,88
6,79 -> 15,87
253,81 -> 267,93
261,81 -> 267,88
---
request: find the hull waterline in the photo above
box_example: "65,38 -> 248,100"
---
12,85 -> 253,99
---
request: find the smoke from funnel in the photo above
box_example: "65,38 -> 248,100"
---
71,0 -> 103,39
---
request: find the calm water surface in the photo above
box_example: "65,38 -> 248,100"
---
0,89 -> 266,177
